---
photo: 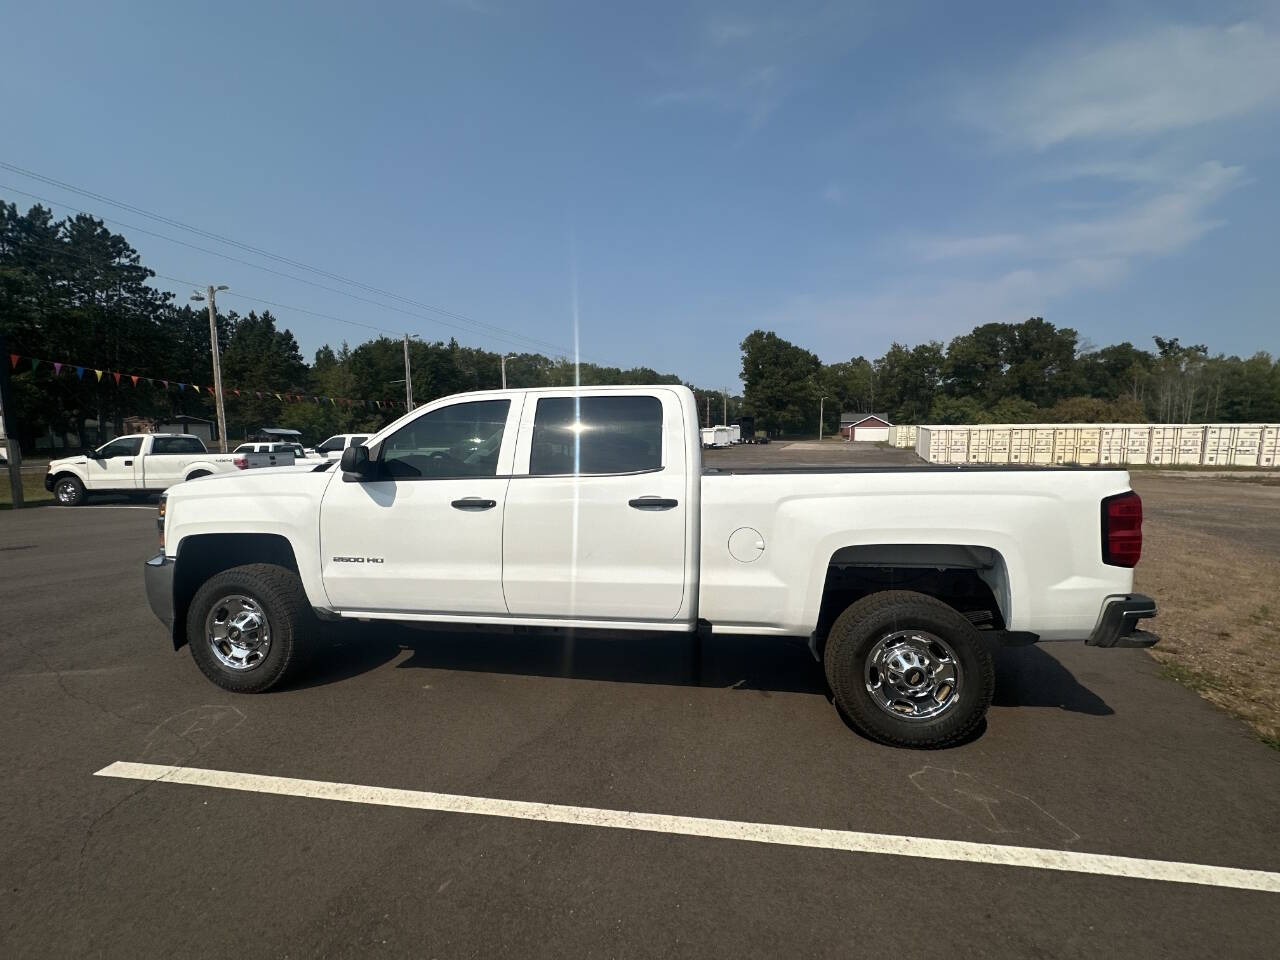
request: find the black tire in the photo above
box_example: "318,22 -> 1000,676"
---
824,590 -> 994,748
185,469 -> 212,481
52,474 -> 86,506
186,563 -> 311,693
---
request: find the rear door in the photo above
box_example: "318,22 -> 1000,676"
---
502,390 -> 689,621
319,396 -> 519,614
145,435 -> 207,487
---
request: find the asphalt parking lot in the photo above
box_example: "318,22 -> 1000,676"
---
2,451 -> 1279,958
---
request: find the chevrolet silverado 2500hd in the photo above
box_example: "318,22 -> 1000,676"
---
46,434 -> 292,505
144,385 -> 1157,747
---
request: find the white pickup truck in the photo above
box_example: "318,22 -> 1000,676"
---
45,434 -> 291,506
144,385 -> 1157,747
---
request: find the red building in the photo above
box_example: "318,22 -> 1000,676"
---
839,413 -> 892,441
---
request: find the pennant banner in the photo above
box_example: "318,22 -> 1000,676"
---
4,352 -> 405,409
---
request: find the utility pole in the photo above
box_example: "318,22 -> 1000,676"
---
705,396 -> 710,428
819,395 -> 828,441
722,389 -> 728,426
0,335 -> 24,507
191,286 -> 229,452
501,354 -> 515,390
402,334 -> 415,410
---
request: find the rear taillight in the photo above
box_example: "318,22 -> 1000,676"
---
233,455 -> 248,470
1102,491 -> 1142,567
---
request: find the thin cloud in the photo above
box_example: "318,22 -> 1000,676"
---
708,18 -> 759,46
965,21 -> 1280,149
822,183 -> 847,205
776,161 -> 1246,357
913,162 -> 1244,263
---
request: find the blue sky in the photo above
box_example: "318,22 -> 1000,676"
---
4,0 -> 1278,387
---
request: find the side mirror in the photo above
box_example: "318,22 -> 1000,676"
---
85,448 -> 103,460
340,444 -> 374,480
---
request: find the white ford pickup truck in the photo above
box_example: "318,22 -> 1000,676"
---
144,385 -> 1157,747
46,434 -> 291,505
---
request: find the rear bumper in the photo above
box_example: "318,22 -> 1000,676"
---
144,554 -> 176,633
1086,593 -> 1158,648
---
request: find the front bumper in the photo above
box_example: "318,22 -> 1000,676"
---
144,554 -> 176,633
1087,593 -> 1159,648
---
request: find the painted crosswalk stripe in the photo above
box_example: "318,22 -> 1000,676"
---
95,761 -> 1280,894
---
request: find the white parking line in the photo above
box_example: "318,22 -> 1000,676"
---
95,761 -> 1280,894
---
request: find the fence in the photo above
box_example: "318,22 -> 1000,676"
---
913,424 -> 1280,467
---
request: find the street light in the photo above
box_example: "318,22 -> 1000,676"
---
500,354 -> 516,389
191,285 -> 230,452
819,396 -> 828,441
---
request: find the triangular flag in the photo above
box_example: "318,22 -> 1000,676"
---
95,369 -> 103,381
162,380 -> 168,389
112,372 -> 121,385
275,393 -> 282,401
233,389 -> 240,397
8,354 -> 17,369
54,362 -> 63,375
178,383 -> 185,392
130,375 -> 139,387
193,384 -> 200,393
30,358 -> 39,372
76,366 -> 85,379
255,391 -> 261,399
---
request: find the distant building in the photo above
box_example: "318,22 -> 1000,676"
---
840,412 -> 892,442
122,414 -> 216,443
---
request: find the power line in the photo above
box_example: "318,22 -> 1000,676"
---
0,182 -> 576,357
0,226 -> 402,341
0,160 -> 583,357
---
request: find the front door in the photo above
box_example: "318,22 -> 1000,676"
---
84,437 -> 143,490
502,391 -> 689,621
319,397 -> 519,614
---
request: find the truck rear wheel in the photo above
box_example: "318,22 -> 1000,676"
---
824,590 -> 993,748
186,563 -> 310,693
53,475 -> 86,506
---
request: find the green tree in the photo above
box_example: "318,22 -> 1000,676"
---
876,341 -> 943,422
739,330 -> 822,435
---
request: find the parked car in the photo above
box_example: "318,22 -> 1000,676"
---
144,385 -> 1156,747
234,441 -> 317,462
312,433 -> 370,460
45,434 -> 286,506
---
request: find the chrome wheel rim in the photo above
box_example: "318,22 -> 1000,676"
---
864,629 -> 962,721
205,595 -> 271,671
56,480 -> 78,503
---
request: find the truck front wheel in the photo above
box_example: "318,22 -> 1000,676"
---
186,563 -> 310,693
53,475 -> 86,506
824,590 -> 994,748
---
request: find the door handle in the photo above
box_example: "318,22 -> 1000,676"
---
451,497 -> 497,510
628,497 -> 678,510
124,460 -> 133,466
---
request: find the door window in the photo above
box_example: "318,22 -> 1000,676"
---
529,396 -> 662,476
380,399 -> 510,479
151,436 -> 205,454
98,437 -> 143,458
316,436 -> 345,453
